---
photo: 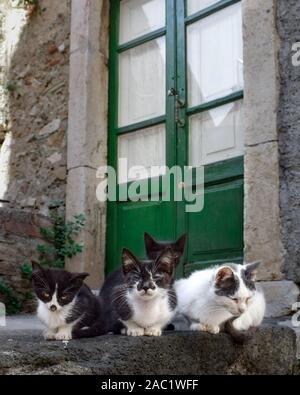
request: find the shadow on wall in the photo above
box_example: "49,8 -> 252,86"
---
0,0 -> 71,313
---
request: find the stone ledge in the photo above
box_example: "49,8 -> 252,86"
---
0,324 -> 297,375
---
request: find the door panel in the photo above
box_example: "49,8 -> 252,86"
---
187,3 -> 243,106
118,37 -> 166,127
118,124 -> 166,184
189,100 -> 244,167
186,179 -> 244,274
117,200 -> 171,259
187,0 -> 220,16
119,0 -> 166,44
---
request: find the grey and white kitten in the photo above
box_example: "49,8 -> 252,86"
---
175,262 -> 265,341
102,248 -> 178,337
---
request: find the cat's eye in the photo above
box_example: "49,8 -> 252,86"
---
232,298 -> 239,303
61,295 -> 68,301
43,292 -> 50,298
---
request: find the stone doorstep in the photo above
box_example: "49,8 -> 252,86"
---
279,319 -> 300,361
0,316 -> 298,375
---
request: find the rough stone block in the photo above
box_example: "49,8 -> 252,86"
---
244,142 -> 285,281
0,325 -> 297,375
261,281 -> 300,318
243,0 -> 279,146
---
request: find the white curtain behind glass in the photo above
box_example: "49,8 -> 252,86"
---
187,3 -> 244,107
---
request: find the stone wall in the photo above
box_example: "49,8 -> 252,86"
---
277,0 -> 300,284
0,0 -> 71,311
242,0 -> 285,282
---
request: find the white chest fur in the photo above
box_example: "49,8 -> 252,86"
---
37,300 -> 75,330
129,293 -> 174,329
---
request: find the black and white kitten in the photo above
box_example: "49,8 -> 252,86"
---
32,262 -> 106,340
100,248 -> 178,336
99,233 -> 186,335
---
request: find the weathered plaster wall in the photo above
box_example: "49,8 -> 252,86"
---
66,0 -> 109,289
277,0 -> 300,284
0,0 -> 71,310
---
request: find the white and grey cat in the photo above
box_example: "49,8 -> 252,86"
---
175,262 -> 265,340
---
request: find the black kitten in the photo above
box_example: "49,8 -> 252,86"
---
144,233 -> 186,263
32,262 -> 106,340
102,248 -> 177,336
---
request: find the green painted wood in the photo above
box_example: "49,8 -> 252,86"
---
117,115 -> 166,136
118,27 -> 166,53
175,0 -> 188,278
185,0 -> 241,24
106,0 -> 120,275
106,0 -> 177,274
187,90 -> 244,116
106,0 -> 244,277
186,179 -> 244,275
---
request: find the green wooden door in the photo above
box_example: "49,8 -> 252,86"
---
107,0 -> 244,276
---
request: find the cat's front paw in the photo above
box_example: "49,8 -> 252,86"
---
205,325 -> 220,335
190,323 -> 207,332
43,329 -> 57,340
144,327 -> 162,337
126,327 -> 145,337
55,328 -> 73,341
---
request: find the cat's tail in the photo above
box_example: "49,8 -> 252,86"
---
72,321 -> 107,339
224,318 -> 257,345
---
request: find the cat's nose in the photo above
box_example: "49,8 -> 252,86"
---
143,282 -> 155,292
50,305 -> 57,312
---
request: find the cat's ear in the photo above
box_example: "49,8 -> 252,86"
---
215,266 -> 235,287
122,249 -> 140,275
155,247 -> 176,275
244,261 -> 261,281
175,234 -> 187,255
71,272 -> 89,282
69,272 -> 89,289
31,261 -> 47,289
144,232 -> 159,254
31,261 -> 44,273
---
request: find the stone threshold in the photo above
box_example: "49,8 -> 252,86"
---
0,319 -> 298,375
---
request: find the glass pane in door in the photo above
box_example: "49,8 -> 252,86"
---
187,3 -> 243,107
118,37 -> 166,127
119,0 -> 166,44
187,0 -> 220,16
189,100 -> 244,167
118,124 -> 166,184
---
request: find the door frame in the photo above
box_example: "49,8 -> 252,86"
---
66,0 -> 285,286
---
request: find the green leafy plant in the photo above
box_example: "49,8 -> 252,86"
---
36,201 -> 86,269
20,263 -> 33,279
17,0 -> 42,16
0,279 -> 22,315
4,80 -> 17,93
